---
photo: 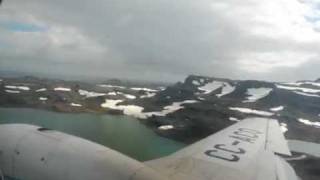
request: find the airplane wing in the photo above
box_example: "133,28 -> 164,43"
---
146,118 -> 297,180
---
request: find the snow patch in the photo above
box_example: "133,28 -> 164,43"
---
293,91 -> 320,97
144,100 -> 198,117
229,107 -> 274,116
229,117 -> 240,122
140,92 -> 156,98
101,99 -> 197,119
158,125 -> 174,130
5,85 -> 30,91
70,103 -> 82,107
277,85 -> 320,93
198,81 -> 224,94
39,97 -> 48,101
107,92 -> 118,96
101,99 -> 123,109
54,87 -> 71,92
106,92 -> 136,99
216,83 -> 235,97
101,99 -> 145,118
270,106 -> 284,112
5,90 -> 20,94
243,88 -> 272,102
130,87 -> 158,92
192,80 -> 200,86
98,84 -> 125,89
78,89 -> 106,98
36,88 -> 47,92
123,94 -> 136,99
282,82 -> 320,88
298,118 -> 320,128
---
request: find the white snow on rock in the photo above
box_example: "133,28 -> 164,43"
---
39,97 -> 48,101
130,87 -> 158,92
78,89 -> 106,98
106,92 -> 136,99
298,118 -> 320,128
276,85 -> 320,93
121,105 -> 145,118
243,88 -> 273,102
216,83 -> 235,97
101,99 -> 145,119
158,125 -> 174,130
282,82 -> 320,87
101,99 -> 197,119
54,87 -> 71,92
98,84 -> 125,89
101,99 -> 123,109
123,94 -> 136,99
107,92 -> 118,96
229,107 -> 274,116
229,117 -> 240,122
164,100 -> 197,113
270,106 -> 284,112
293,91 -> 320,97
144,100 -> 198,117
280,123 -> 288,133
70,103 -> 82,107
281,82 -> 304,86
305,82 -> 320,87
36,88 -> 47,92
5,85 -> 30,91
198,81 -> 224,94
5,90 -> 20,94
192,80 -> 201,86
140,92 -> 156,98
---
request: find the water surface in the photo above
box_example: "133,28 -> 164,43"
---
0,108 -> 186,161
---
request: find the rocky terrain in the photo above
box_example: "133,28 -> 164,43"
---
1,75 -> 320,144
1,75 -> 320,180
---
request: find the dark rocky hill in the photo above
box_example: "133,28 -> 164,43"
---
1,75 -> 320,144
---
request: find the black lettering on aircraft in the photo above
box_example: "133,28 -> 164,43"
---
214,144 -> 245,154
204,127 -> 263,162
234,131 -> 258,138
205,150 -> 240,162
232,140 -> 240,146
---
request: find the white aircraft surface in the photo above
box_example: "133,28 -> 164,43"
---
0,118 -> 298,180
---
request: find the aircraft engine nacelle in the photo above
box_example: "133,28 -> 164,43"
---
0,124 -> 168,180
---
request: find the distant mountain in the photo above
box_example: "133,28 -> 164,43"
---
133,75 -> 320,144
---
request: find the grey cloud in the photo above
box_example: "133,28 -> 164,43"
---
0,0 -> 320,82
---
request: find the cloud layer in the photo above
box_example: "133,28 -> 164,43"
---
1,0 -> 320,82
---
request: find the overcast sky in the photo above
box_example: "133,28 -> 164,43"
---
1,0 -> 320,82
